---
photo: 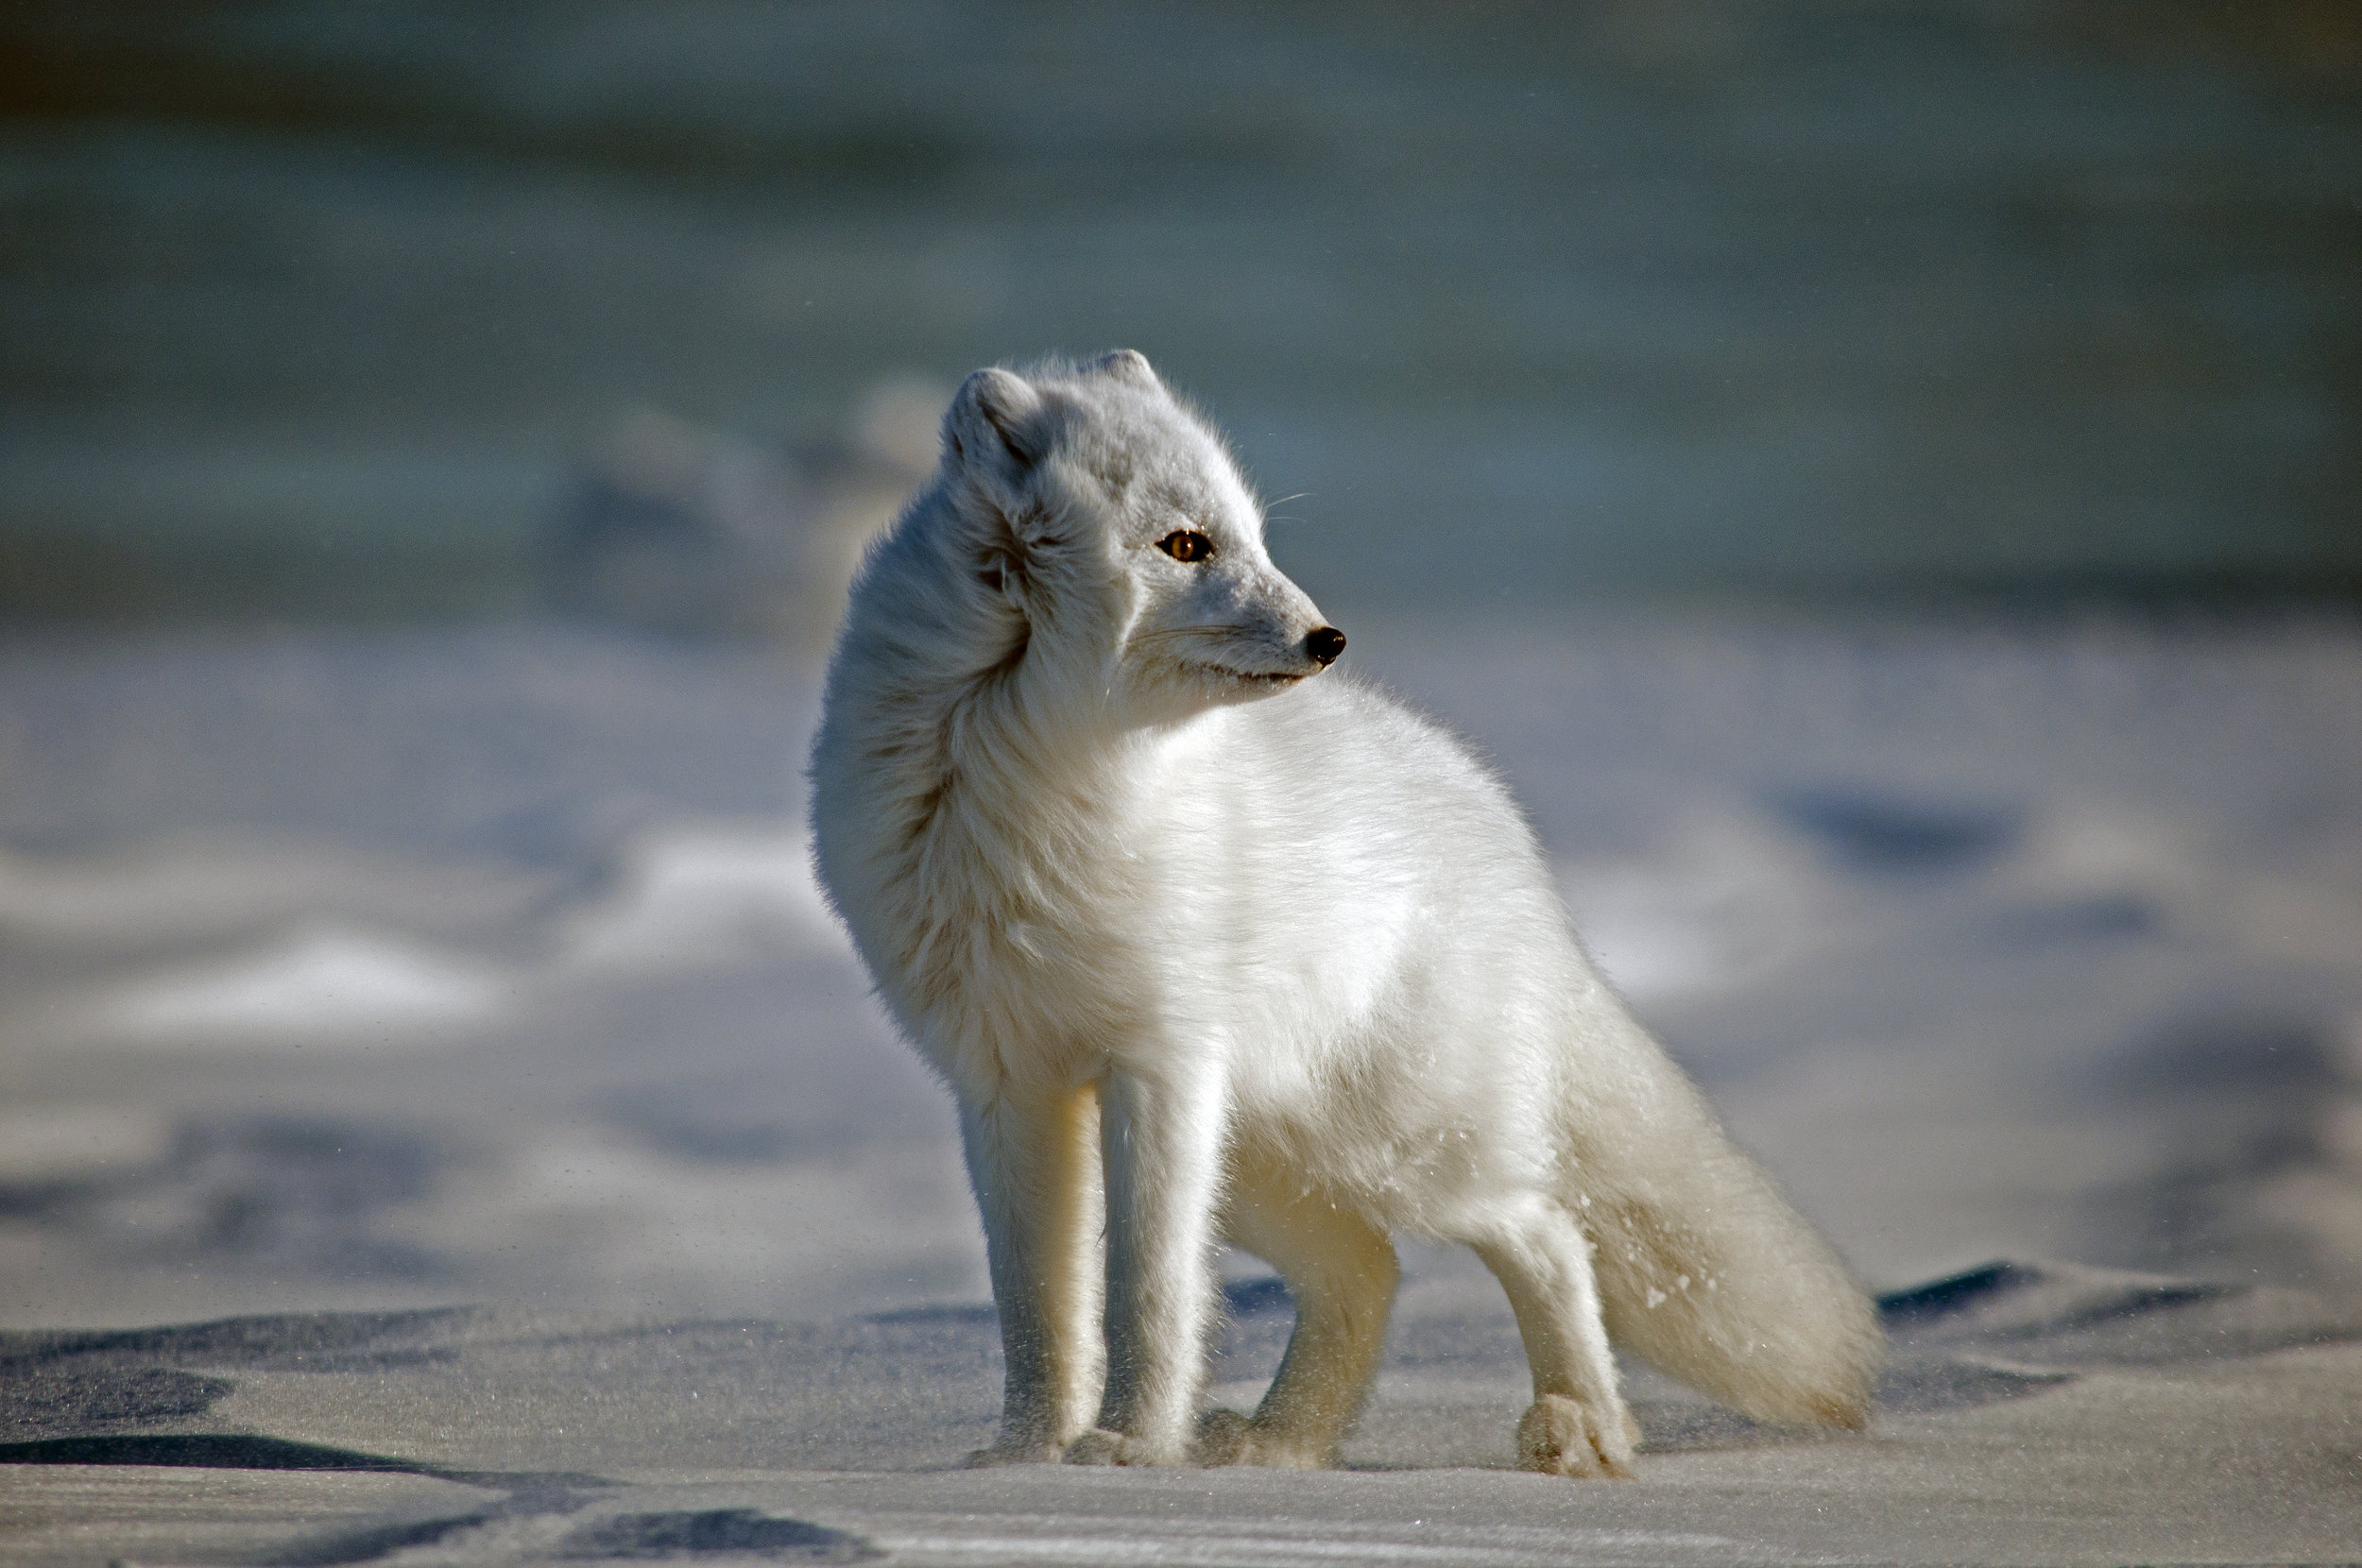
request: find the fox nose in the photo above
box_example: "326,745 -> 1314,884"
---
1304,626 -> 1346,667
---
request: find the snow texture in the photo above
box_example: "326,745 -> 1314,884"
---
3,616 -> 2361,1560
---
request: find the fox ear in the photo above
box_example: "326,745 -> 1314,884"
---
1083,349 -> 1159,389
945,367 -> 1045,473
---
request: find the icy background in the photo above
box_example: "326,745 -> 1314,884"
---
3,3 -> 2357,621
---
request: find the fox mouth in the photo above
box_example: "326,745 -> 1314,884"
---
1201,664 -> 1311,686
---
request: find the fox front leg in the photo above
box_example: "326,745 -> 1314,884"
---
959,1082 -> 1107,1463
1065,1059 -> 1228,1466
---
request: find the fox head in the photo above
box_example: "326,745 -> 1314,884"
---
929,350 -> 1343,719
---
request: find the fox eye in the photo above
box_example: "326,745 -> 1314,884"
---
1155,530 -> 1213,563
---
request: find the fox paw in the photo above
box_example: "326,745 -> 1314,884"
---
1194,1407 -> 1330,1469
1058,1428 -> 1191,1467
1515,1393 -> 1636,1479
1194,1408 -> 1255,1466
963,1440 -> 1067,1467
1059,1428 -> 1126,1465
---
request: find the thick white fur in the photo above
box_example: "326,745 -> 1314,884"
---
810,351 -> 1882,1476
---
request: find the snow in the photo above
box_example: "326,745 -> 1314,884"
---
3,615 -> 2360,1561
555,822 -> 850,975
90,926 -> 512,1044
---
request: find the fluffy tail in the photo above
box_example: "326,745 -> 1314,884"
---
1570,1061 -> 1884,1428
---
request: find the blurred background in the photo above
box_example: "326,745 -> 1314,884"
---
2,2 -> 2359,1332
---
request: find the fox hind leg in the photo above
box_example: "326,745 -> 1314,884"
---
1464,1196 -> 1638,1479
1203,1153 -> 1399,1469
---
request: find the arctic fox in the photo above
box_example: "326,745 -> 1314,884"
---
809,351 -> 1881,1476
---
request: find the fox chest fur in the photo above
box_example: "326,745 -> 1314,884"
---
825,694 -> 1198,1098
819,683 -> 1418,1118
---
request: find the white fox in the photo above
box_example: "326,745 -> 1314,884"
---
810,351 -> 1881,1476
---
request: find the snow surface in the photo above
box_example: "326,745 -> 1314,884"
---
2,616 -> 2359,1562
